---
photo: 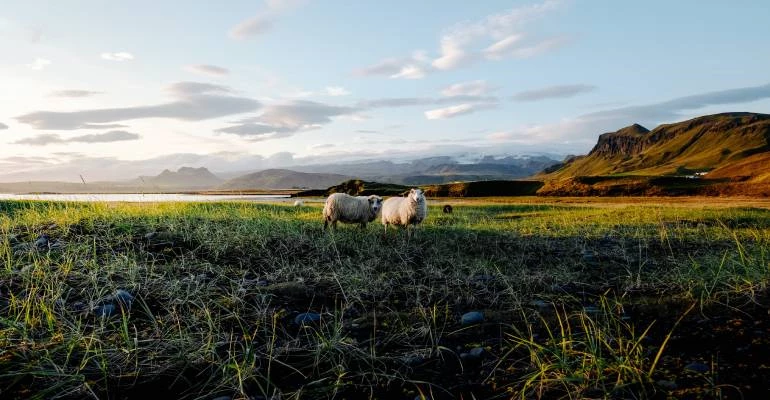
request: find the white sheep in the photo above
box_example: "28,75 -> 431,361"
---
381,188 -> 428,236
322,193 -> 383,230
293,200 -> 305,207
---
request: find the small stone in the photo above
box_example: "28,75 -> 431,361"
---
403,355 -> 425,366
657,380 -> 678,390
71,301 -> 87,313
34,234 -> 50,250
529,300 -> 551,309
461,311 -> 484,325
468,347 -> 485,360
94,303 -> 117,318
684,362 -> 709,373
113,290 -> 134,309
256,279 -> 270,287
294,312 -> 321,325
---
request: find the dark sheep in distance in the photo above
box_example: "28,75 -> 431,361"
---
443,205 -> 453,214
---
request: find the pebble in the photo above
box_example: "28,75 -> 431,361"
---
94,303 -> 117,318
294,312 -> 321,325
529,300 -> 551,309
461,311 -> 484,325
684,362 -> 709,373
113,289 -> 134,309
460,347 -> 486,362
34,234 -> 50,250
657,380 -> 678,390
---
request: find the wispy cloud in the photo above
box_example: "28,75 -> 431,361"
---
217,100 -> 357,141
16,82 -> 261,130
309,143 -> 335,150
229,14 -> 273,39
13,130 -> 140,146
49,90 -> 103,98
424,103 -> 497,120
433,0 -> 564,70
357,95 -> 498,109
512,84 -> 597,101
354,52 -> 429,79
228,0 -> 306,39
582,82 -> 770,123
184,64 -> 230,77
357,1 -> 566,78
100,52 -> 134,61
0,122 -> 7,130
492,82 -> 770,148
441,80 -> 498,97
325,86 -> 350,96
26,57 -> 51,70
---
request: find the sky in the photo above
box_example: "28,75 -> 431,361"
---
1,0 -> 770,181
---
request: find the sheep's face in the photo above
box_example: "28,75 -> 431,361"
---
408,188 -> 425,203
367,195 -> 383,214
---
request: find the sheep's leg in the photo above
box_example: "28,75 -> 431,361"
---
324,219 -> 329,230
360,222 -> 366,229
332,221 -> 338,230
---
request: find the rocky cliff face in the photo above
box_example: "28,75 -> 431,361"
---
589,124 -> 650,157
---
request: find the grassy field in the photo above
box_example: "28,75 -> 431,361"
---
2,198 -> 770,399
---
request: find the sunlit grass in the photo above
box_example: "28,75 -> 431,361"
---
1,198 -> 769,398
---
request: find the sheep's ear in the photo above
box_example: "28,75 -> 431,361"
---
368,197 -> 374,204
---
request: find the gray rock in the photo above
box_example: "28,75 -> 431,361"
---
113,289 -> 134,309
34,234 -> 50,250
684,362 -> 709,373
657,380 -> 678,390
461,311 -> 484,325
94,303 -> 117,318
529,300 -> 551,310
294,312 -> 321,325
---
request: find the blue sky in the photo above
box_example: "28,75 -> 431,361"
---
1,0 -> 769,181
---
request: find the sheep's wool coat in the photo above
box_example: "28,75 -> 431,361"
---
381,191 -> 427,226
323,193 -> 380,224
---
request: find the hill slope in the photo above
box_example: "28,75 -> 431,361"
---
540,112 -> 770,196
546,112 -> 770,179
220,169 -> 351,190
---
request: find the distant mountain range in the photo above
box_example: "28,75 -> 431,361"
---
288,155 -> 558,184
0,154 -> 561,194
219,169 -> 351,190
2,112 -> 769,196
134,167 -> 223,188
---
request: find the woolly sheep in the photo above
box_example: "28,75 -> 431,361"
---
323,193 -> 383,230
293,200 -> 305,207
381,188 -> 428,236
